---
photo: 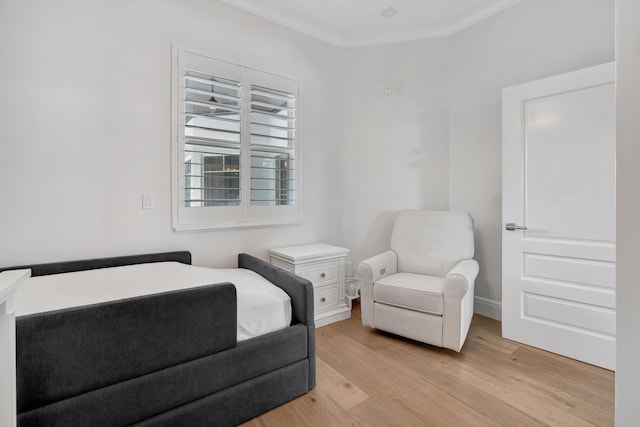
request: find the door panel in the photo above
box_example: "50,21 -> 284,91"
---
502,62 -> 616,370
525,85 -> 616,242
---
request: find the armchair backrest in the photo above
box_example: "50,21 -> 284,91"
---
391,210 -> 475,277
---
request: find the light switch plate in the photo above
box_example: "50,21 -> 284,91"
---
142,193 -> 154,209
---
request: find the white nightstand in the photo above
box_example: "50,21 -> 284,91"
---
269,243 -> 351,327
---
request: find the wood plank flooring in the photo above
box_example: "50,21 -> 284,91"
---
242,303 -> 614,426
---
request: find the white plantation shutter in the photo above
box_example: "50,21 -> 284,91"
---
184,71 -> 242,207
250,85 -> 296,206
172,49 -> 300,231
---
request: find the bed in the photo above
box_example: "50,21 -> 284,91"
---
0,251 -> 315,426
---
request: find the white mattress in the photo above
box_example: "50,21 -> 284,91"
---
14,262 -> 292,342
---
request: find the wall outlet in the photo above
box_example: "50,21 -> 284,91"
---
384,80 -> 404,95
142,193 -> 154,209
394,80 -> 405,95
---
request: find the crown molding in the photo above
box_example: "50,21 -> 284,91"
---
220,0 -> 524,48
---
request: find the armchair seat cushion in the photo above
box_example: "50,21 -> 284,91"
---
374,273 -> 444,315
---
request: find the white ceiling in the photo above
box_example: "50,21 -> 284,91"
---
220,0 -> 524,47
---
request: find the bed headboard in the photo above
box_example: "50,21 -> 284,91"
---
0,251 -> 192,277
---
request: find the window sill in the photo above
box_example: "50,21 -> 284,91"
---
172,218 -> 302,233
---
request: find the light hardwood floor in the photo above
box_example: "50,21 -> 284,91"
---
242,303 -> 614,426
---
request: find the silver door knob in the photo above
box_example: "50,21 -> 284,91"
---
506,223 -> 527,231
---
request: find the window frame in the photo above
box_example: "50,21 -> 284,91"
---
171,46 -> 301,232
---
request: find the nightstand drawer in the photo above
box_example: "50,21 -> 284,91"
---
314,285 -> 339,311
304,262 -> 339,286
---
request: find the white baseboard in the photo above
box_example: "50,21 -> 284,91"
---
474,296 -> 502,321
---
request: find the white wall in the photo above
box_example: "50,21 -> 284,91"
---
0,0 -> 344,268
448,0 -> 615,310
615,0 -> 640,423
341,39 -> 452,264
0,0 -> 617,317
341,0 -> 615,316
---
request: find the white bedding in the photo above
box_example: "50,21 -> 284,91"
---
14,262 -> 292,341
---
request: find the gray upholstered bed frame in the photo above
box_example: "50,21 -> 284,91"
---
4,251 -> 315,426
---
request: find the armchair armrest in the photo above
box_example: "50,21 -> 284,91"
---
443,258 -> 479,351
357,250 -> 398,284
444,259 -> 479,299
357,250 -> 398,328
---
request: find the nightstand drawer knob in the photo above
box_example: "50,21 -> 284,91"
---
320,297 -> 326,302
320,273 -> 326,278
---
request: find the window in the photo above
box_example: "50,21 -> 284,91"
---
172,49 -> 300,231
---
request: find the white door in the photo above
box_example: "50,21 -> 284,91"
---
502,62 -> 616,370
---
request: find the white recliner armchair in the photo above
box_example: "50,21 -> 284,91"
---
357,210 -> 479,352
